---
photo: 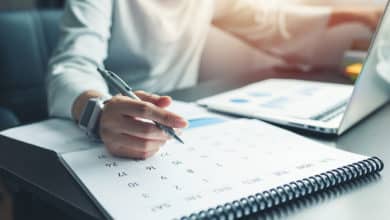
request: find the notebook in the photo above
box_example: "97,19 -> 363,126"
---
0,103 -> 383,220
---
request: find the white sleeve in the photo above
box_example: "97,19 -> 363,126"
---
46,0 -> 113,119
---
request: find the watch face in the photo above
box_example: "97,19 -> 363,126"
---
79,99 -> 97,128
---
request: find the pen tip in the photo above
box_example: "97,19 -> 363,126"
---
174,134 -> 185,144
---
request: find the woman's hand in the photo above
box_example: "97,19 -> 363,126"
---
73,90 -> 188,159
328,6 -> 384,31
99,91 -> 188,159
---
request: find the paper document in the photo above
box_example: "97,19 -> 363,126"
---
0,101 -> 225,153
0,119 -> 98,153
198,79 -> 353,119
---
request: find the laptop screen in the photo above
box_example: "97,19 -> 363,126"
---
339,1 -> 390,134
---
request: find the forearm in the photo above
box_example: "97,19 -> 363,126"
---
46,0 -> 113,119
213,1 -> 331,47
328,6 -> 383,30
46,68 -> 110,119
212,0 -> 380,70
213,1 -> 381,46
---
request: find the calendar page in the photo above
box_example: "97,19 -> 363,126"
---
60,119 -> 367,220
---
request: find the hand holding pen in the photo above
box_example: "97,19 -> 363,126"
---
96,68 -> 187,159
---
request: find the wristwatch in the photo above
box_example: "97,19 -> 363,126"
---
78,96 -> 111,140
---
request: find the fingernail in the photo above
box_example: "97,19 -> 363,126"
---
176,118 -> 188,127
160,96 -> 171,101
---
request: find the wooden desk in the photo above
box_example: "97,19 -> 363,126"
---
0,71 -> 388,220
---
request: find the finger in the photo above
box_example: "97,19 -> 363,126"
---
108,134 -> 165,159
134,91 -> 172,107
112,145 -> 160,159
116,98 -> 188,128
155,96 -> 172,108
115,116 -> 170,141
116,133 -> 165,152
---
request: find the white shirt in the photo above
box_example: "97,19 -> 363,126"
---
47,0 -> 370,119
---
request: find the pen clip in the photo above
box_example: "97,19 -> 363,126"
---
98,68 -> 132,92
107,71 -> 132,91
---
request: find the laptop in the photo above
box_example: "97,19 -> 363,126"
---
198,2 -> 390,135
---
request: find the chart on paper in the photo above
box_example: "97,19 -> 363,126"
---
198,79 -> 353,119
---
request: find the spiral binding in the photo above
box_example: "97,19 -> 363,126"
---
180,157 -> 383,220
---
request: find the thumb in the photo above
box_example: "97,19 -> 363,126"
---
134,91 -> 172,108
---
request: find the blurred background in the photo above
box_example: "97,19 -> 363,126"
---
0,0 -> 64,10
0,0 -> 386,10
0,0 -> 386,128
0,1 -> 388,220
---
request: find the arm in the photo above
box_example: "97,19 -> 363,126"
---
47,0 -> 187,159
213,0 -> 382,67
47,0 -> 112,120
329,6 -> 383,31
213,0 -> 331,48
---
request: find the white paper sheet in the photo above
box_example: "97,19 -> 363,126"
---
0,101 -> 225,153
0,119 -> 98,153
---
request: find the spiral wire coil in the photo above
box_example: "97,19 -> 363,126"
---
180,157 -> 383,220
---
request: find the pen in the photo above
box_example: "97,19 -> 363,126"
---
97,67 -> 184,144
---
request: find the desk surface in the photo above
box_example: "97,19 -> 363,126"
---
0,71 -> 388,220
